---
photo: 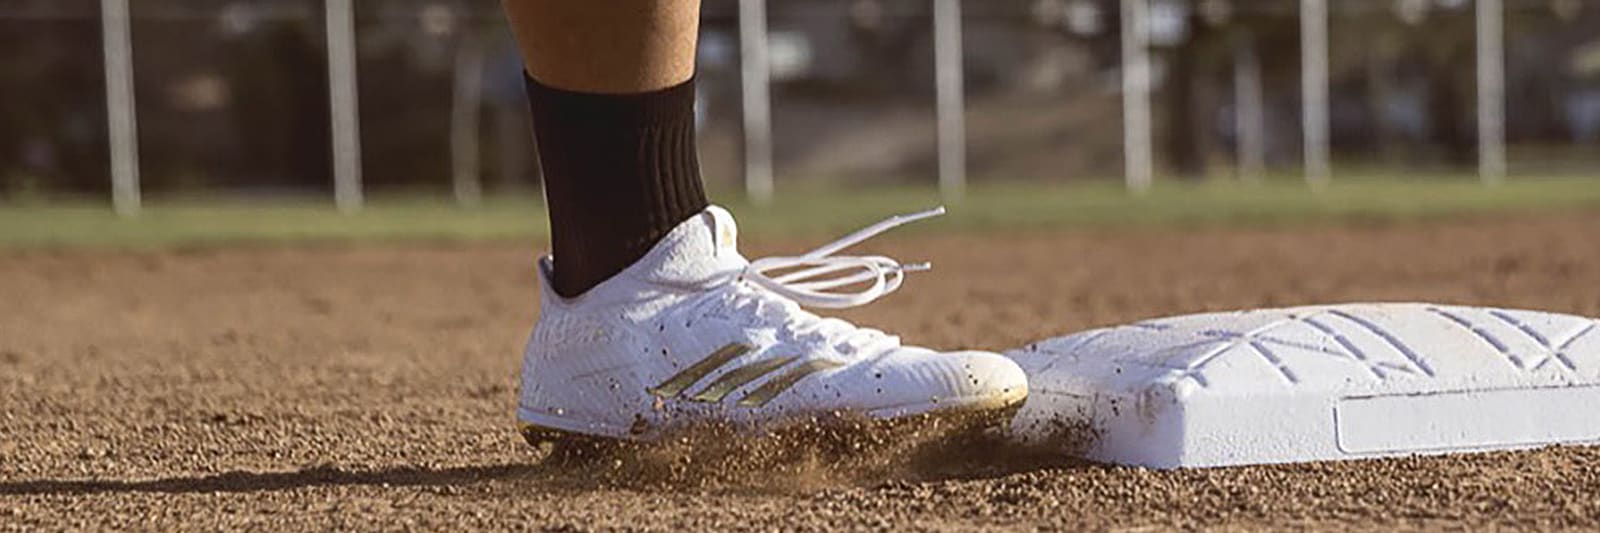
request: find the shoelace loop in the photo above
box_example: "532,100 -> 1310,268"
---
741,207 -> 945,309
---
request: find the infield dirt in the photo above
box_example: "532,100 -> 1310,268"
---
4,212 -> 1600,530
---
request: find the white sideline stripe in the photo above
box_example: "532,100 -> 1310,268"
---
1336,385 -> 1600,454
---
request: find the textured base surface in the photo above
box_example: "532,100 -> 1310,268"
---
1008,303 -> 1600,468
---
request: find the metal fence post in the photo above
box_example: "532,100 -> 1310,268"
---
739,0 -> 774,205
1121,0 -> 1154,193
452,32 -> 485,207
327,0 -> 363,212
1477,0 -> 1507,185
102,0 -> 140,216
1300,0 -> 1331,188
933,0 -> 966,202
1234,31 -> 1267,182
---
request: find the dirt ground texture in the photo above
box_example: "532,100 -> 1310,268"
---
4,212 -> 1600,531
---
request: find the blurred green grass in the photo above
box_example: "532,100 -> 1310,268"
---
3,176 -> 1599,249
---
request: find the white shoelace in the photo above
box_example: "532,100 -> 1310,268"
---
740,207 -> 946,309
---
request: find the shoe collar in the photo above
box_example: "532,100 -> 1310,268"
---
538,205 -> 748,308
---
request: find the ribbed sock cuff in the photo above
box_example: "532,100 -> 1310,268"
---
526,75 -> 708,298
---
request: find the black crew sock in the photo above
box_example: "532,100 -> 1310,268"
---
525,75 -> 709,298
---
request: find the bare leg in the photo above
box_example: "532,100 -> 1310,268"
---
502,1 -> 700,93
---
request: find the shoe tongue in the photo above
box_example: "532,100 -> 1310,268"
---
706,205 -> 739,253
633,205 -> 747,285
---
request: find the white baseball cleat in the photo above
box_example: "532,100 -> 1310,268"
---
516,205 -> 1028,442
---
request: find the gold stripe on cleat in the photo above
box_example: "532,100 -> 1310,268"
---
648,343 -> 752,398
736,359 -> 844,407
688,355 -> 799,403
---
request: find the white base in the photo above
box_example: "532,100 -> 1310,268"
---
1006,303 -> 1600,469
